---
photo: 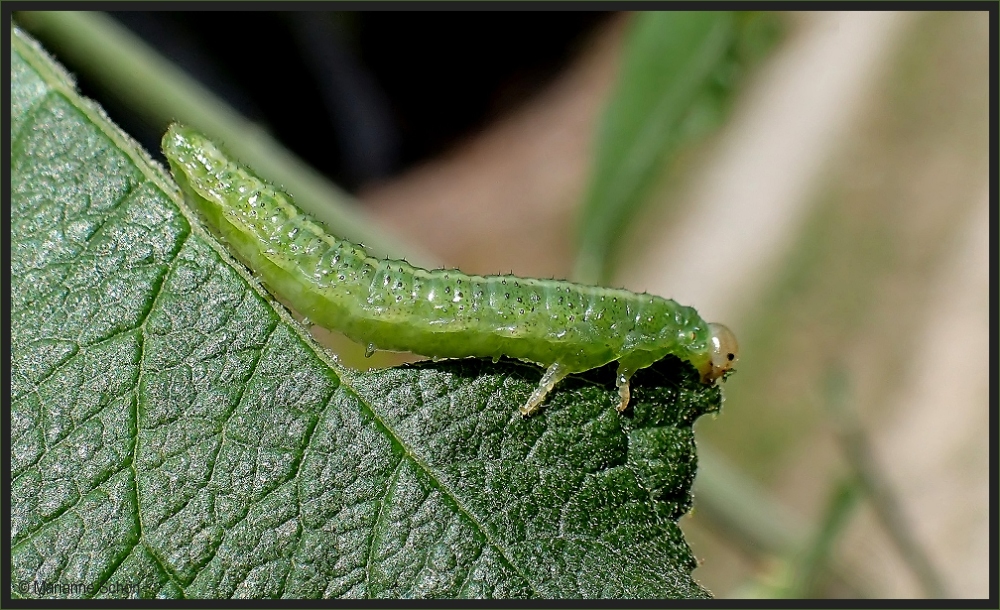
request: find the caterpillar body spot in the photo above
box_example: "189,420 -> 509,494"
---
162,124 -> 738,416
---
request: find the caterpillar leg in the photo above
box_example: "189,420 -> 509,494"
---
616,368 -> 631,413
521,362 -> 571,417
617,378 -> 631,413
615,372 -> 632,413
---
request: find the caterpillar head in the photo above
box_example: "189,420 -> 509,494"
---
702,322 -> 739,383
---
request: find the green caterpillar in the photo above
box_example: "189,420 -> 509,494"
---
162,124 -> 738,416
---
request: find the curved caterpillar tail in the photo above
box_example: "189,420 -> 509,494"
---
161,123 -> 738,416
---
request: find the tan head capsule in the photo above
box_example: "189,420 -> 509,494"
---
703,322 -> 739,383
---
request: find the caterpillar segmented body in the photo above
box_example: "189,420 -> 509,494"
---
162,124 -> 738,415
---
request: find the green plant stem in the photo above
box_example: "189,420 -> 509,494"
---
14,10 -> 438,267
694,446 -> 871,597
824,367 -> 950,599
787,477 -> 864,597
694,445 -> 802,553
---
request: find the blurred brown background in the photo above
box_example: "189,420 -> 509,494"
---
360,11 -> 990,598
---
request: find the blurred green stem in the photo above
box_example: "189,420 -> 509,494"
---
695,445 -> 802,553
824,367 -> 950,598
14,10 -> 438,266
787,477 -> 864,597
695,446 -> 870,597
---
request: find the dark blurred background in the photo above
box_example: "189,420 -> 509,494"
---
100,11 -> 612,192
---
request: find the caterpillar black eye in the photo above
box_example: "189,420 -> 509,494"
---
703,323 -> 739,383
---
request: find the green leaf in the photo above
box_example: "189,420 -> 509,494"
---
9,25 -> 719,599
574,11 -> 783,284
